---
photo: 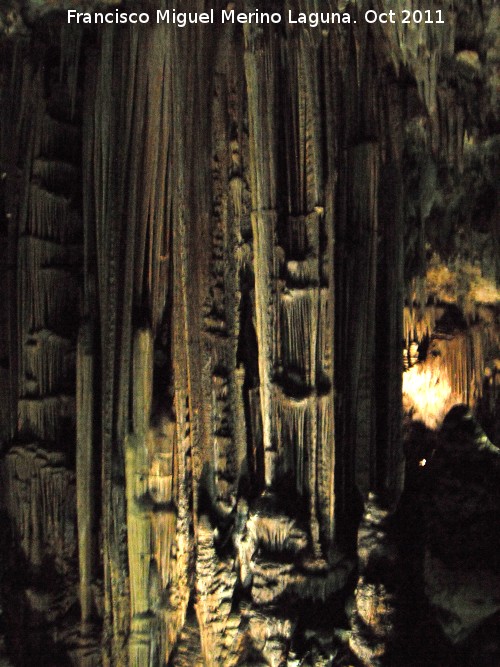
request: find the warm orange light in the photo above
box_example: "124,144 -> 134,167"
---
403,363 -> 455,429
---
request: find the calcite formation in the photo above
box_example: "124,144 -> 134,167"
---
349,495 -> 398,667
422,407 -> 500,642
0,0 -> 498,665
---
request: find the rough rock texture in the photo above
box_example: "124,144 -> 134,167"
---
398,407 -> 500,666
349,495 -> 398,667
0,0 -> 498,665
423,407 -> 500,645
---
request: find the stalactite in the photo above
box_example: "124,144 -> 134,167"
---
18,395 -> 74,441
86,23 -> 184,656
273,393 -> 309,489
340,142 -> 379,500
76,323 -> 95,627
317,392 -> 335,545
59,23 -> 82,118
404,304 -> 437,349
2,445 -> 76,570
403,322 -> 500,428
244,23 -> 281,489
243,21 -> 336,555
125,328 -> 154,665
21,329 -> 71,396
281,288 -> 319,388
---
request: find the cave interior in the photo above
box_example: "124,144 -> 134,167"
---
0,1 -> 499,665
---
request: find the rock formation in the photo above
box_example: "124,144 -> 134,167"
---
0,1 -> 498,665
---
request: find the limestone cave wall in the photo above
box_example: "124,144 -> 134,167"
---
0,1 -> 498,665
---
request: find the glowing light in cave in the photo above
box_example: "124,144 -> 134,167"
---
419,458 -> 427,467
403,364 -> 455,429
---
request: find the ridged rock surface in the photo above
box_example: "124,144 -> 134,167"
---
0,1 -> 498,665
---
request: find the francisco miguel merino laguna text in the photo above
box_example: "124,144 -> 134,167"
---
67,8 -> 446,26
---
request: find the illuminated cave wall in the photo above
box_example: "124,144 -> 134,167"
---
0,1 -> 498,666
